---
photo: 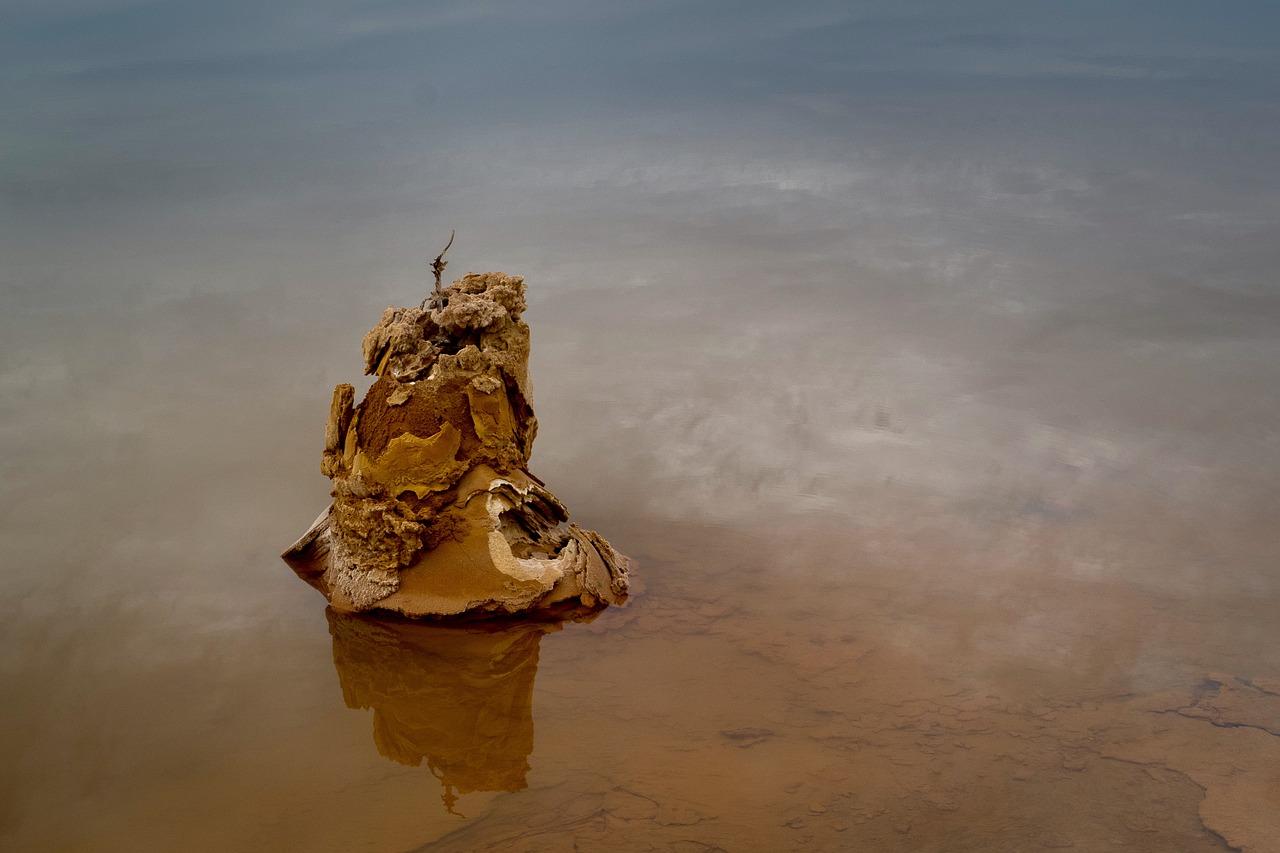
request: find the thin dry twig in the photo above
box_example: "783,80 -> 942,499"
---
425,230 -> 456,309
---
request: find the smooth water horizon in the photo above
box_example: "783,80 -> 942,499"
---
3,2 -> 1279,850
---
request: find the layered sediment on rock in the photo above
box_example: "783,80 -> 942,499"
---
284,272 -> 631,618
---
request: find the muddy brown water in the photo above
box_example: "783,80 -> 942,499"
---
2,275 -> 1277,852
6,3 -> 1280,848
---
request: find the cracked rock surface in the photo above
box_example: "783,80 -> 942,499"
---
284,272 -> 631,618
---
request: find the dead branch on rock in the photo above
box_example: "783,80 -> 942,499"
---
424,230 -> 456,309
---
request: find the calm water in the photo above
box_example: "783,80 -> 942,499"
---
3,3 -> 1280,851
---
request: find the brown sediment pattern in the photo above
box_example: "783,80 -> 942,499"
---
283,273 -> 631,618
406,522 -> 1279,852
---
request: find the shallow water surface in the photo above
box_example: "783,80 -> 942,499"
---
3,278 -> 1277,851
3,2 -> 1280,850
319,515 -> 1280,852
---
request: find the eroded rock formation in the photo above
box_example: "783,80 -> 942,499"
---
284,272 -> 631,618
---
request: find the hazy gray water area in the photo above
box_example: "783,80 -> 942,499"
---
3,2 -> 1280,850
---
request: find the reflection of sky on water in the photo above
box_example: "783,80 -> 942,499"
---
2,0 -> 1277,636
2,3 -> 1279,850
5,2 -> 1280,300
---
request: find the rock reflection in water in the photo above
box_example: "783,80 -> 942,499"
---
326,609 -> 560,809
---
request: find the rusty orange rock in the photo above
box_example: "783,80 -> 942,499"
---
284,272 -> 631,618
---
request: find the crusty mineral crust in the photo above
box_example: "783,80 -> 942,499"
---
284,272 -> 631,618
